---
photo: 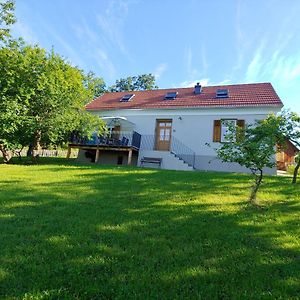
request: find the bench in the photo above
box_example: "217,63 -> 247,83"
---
140,157 -> 162,168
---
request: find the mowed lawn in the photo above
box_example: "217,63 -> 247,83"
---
0,159 -> 299,299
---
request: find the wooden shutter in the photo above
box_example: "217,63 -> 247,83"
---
236,120 -> 245,141
237,120 -> 245,129
213,120 -> 221,142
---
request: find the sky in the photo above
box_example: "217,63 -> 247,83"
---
11,0 -> 300,114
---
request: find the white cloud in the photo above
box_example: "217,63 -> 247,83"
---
96,0 -> 137,59
179,78 -> 210,88
245,40 -> 266,82
153,63 -> 167,79
45,27 -> 87,70
11,20 -> 38,45
184,46 -> 201,81
93,49 -> 117,80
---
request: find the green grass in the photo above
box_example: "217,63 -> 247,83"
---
1,158 -> 299,299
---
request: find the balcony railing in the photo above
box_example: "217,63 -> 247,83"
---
140,135 -> 196,168
70,131 -> 142,149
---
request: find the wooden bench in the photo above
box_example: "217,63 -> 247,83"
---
140,157 -> 162,167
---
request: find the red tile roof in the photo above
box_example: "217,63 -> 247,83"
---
86,82 -> 283,111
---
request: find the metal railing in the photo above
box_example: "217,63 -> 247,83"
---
140,135 -> 195,168
70,131 -> 141,149
170,136 -> 196,168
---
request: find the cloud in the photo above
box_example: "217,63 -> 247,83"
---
93,49 -> 117,80
153,63 -> 167,79
96,0 -> 137,59
44,26 -> 87,70
70,17 -> 117,79
245,40 -> 266,82
201,45 -> 208,75
184,46 -> 200,80
179,78 -> 210,88
11,20 -> 38,45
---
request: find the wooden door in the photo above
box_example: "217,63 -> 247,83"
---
155,119 -> 172,151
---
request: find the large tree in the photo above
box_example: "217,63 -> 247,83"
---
109,73 -> 158,92
214,117 -> 286,205
0,0 -> 15,42
0,42 -> 105,162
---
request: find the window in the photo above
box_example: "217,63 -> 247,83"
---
216,89 -> 229,98
120,94 -> 135,102
213,119 -> 245,142
164,92 -> 178,100
221,120 -> 236,142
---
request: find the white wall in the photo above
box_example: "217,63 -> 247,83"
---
92,107 -> 280,154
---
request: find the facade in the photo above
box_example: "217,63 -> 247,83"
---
75,82 -> 283,173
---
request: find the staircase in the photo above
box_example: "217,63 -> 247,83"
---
138,150 -> 194,171
139,135 -> 196,171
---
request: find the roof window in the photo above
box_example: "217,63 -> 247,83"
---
216,89 -> 229,98
120,94 -> 135,102
164,91 -> 178,100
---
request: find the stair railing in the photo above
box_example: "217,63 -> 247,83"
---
139,135 -> 196,168
170,136 -> 196,168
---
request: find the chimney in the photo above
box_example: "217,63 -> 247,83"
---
194,82 -> 202,94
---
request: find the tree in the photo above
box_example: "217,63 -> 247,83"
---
84,71 -> 106,98
0,42 -> 105,162
109,73 -> 158,92
214,117 -> 285,205
0,0 -> 15,42
272,110 -> 300,184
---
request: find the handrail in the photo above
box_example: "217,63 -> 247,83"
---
139,135 -> 195,168
170,136 -> 196,168
70,131 -> 141,149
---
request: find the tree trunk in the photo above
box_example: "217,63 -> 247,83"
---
292,159 -> 300,184
249,169 -> 263,205
27,144 -> 34,157
33,130 -> 42,150
0,144 -> 12,163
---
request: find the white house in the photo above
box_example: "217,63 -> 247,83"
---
70,82 -> 283,173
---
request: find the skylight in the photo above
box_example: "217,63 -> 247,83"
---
120,94 -> 135,102
216,89 -> 229,98
164,91 -> 178,100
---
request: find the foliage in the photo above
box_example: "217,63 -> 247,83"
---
109,73 -> 158,92
84,71 -> 106,98
0,161 -> 299,299
214,117 -> 285,204
0,0 -> 15,41
273,110 -> 300,184
0,42 -> 105,161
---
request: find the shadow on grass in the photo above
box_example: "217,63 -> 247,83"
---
0,163 -> 299,299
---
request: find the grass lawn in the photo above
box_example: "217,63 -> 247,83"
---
0,158 -> 299,299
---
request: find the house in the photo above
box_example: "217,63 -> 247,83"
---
276,139 -> 299,171
69,82 -> 283,174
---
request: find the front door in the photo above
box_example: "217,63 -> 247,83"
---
155,119 -> 172,151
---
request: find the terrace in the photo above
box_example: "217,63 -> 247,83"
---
67,131 -> 141,164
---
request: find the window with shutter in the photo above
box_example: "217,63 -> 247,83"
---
213,119 -> 245,142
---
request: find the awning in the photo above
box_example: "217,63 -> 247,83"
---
101,116 -> 135,128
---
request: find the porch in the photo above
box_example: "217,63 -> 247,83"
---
67,131 -> 141,165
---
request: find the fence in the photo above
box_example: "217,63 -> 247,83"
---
0,149 -> 78,158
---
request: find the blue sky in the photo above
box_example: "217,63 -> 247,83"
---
11,0 -> 300,114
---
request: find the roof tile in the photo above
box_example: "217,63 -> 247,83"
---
86,82 -> 283,110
